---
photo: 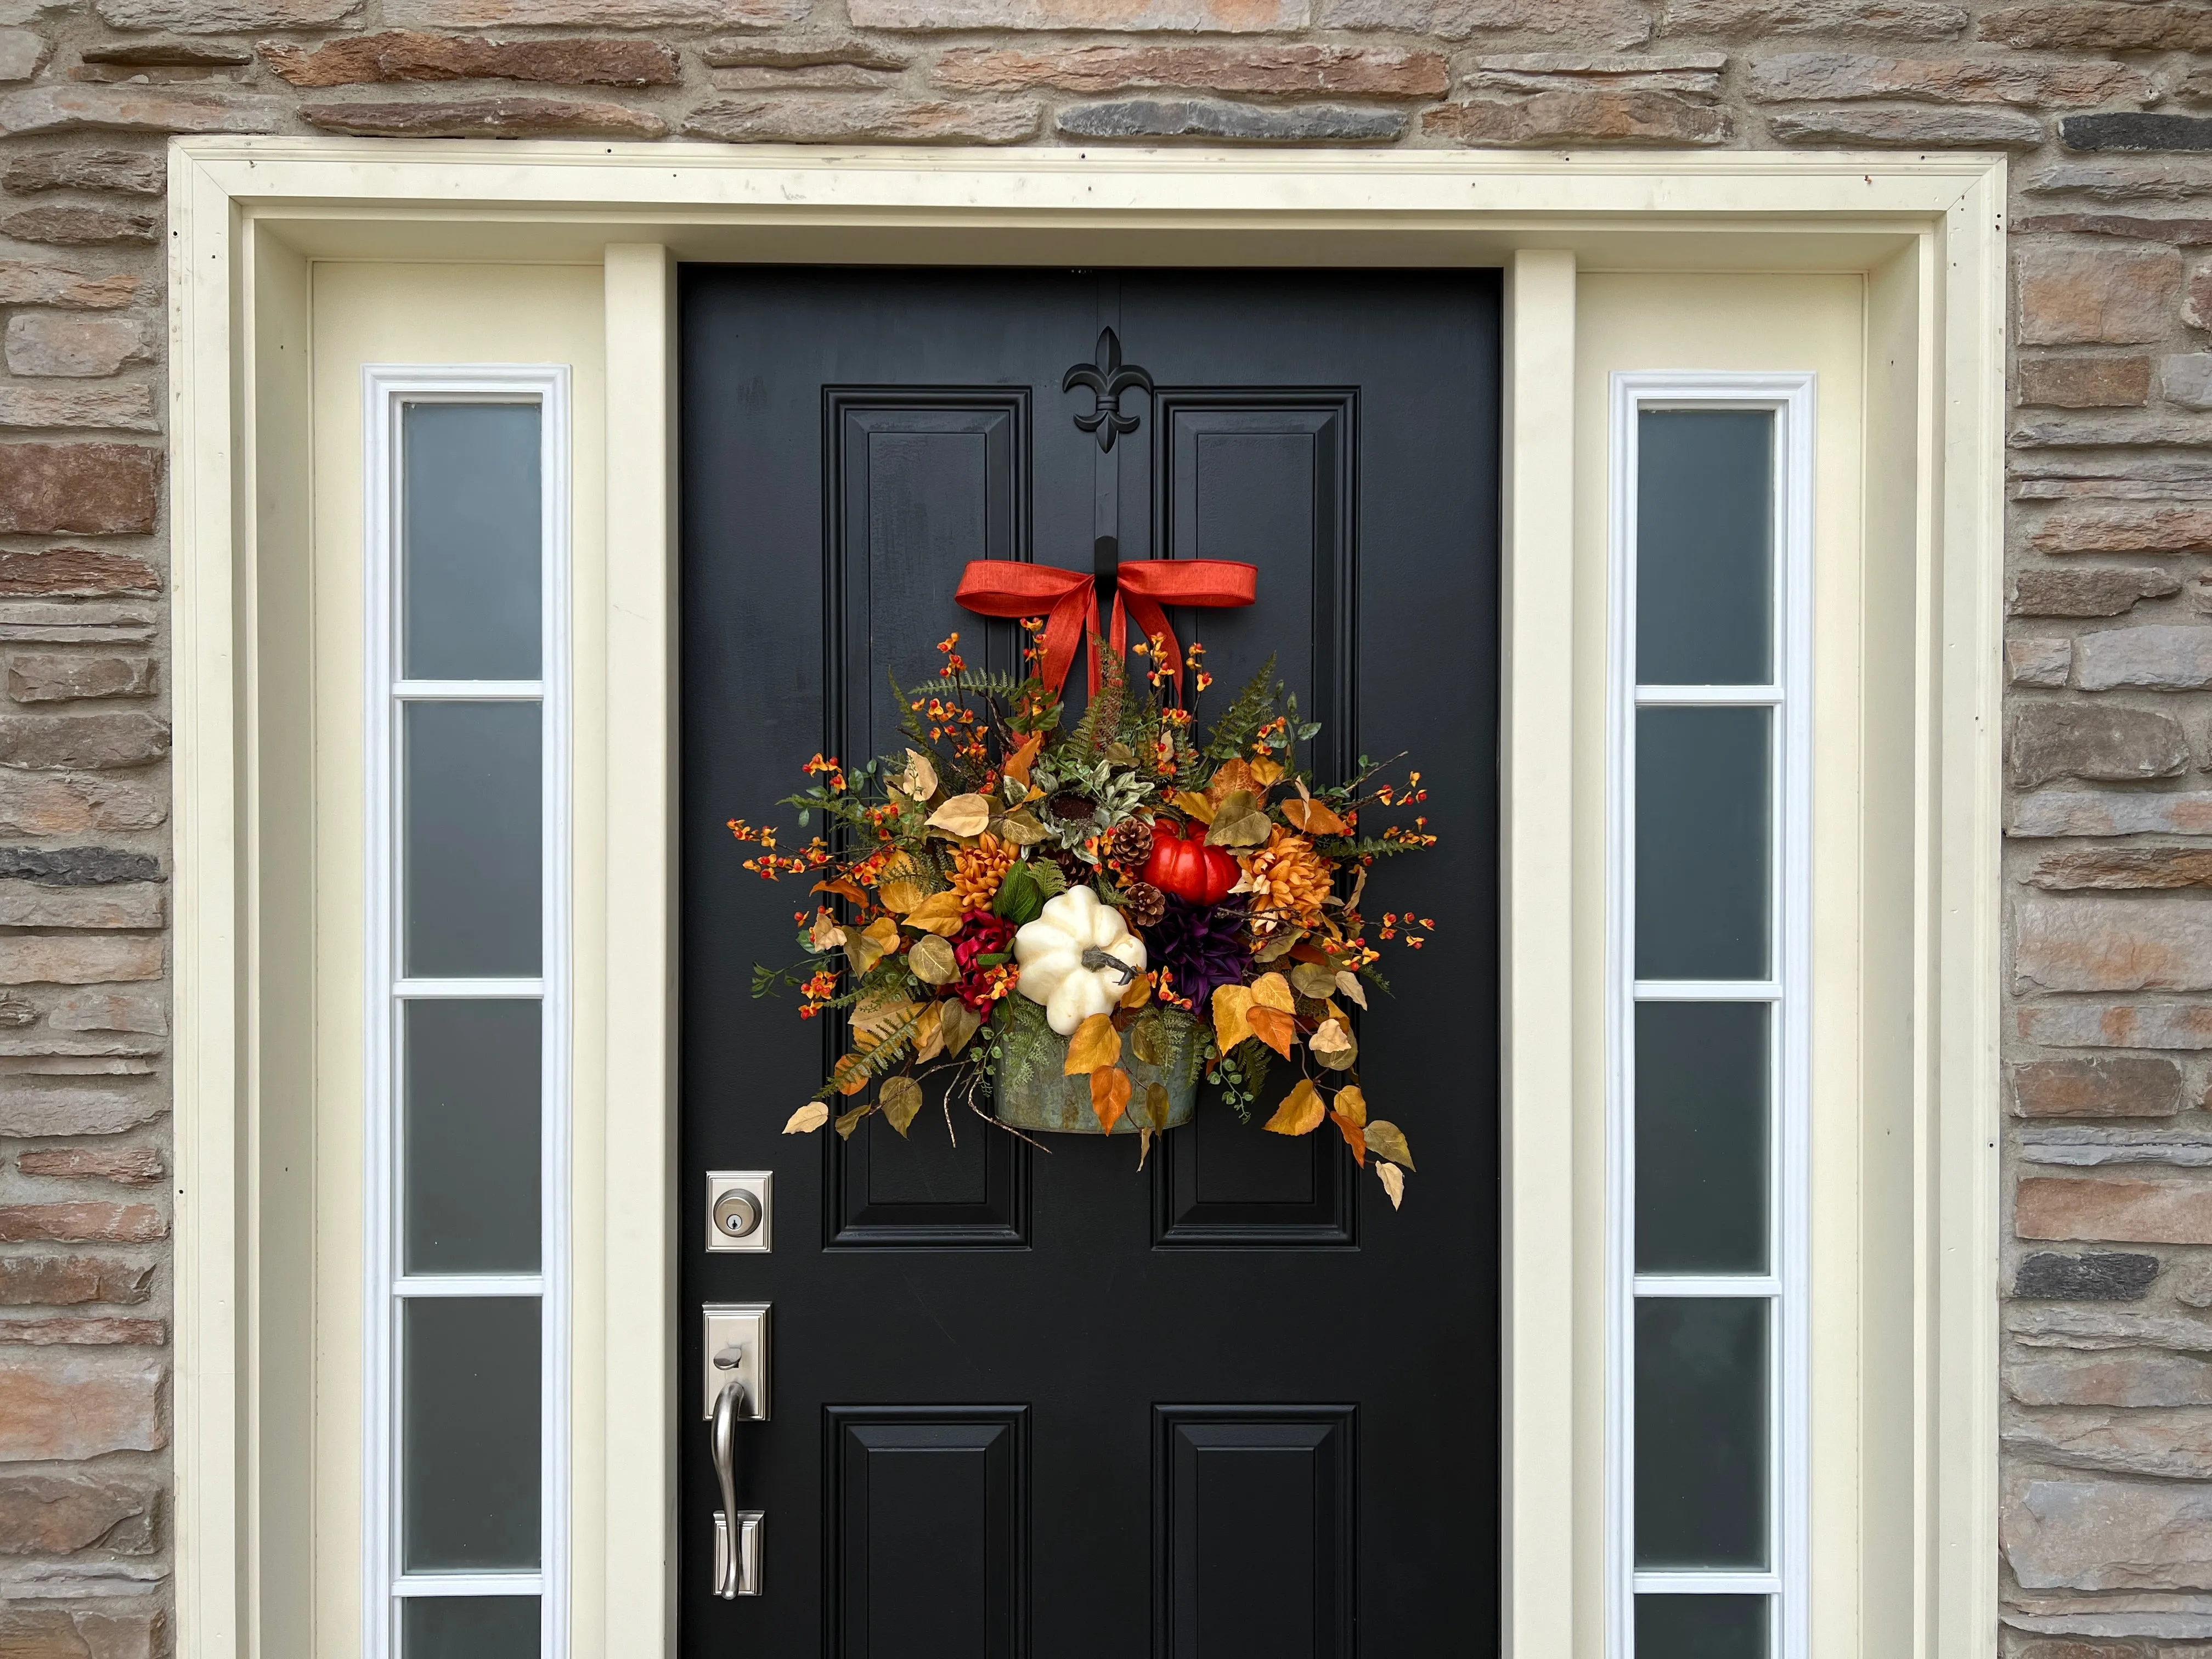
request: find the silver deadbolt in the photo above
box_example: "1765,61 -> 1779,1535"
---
704,1171 -> 771,1253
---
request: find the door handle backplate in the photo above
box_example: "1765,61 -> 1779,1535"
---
702,1302 -> 770,1421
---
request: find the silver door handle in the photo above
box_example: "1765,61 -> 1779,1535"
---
710,1375 -> 764,1598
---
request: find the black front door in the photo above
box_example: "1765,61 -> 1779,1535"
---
680,267 -> 1500,1656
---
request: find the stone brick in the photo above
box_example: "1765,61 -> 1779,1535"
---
854,0 -> 1305,24
2030,848 -> 2212,891
709,66 -> 899,89
0,775 -> 164,836
261,32 -> 682,88
2006,1409 -> 2212,1481
2019,249 -> 2185,348
1459,50 -> 1720,95
2019,1176 -> 2212,1244
1983,4 -> 2212,50
0,208 -> 155,250
2008,704 -> 2188,788
0,1318 -> 157,1357
1661,0 -> 1965,32
0,1610 -> 167,1659
0,447 -> 155,538
1,151 -> 163,198
1746,52 -> 2146,106
0,604 -> 156,646
701,35 -> 911,70
95,0 -> 357,22
2191,263 -> 2212,334
1425,90 -> 1728,145
0,264 -> 133,312
0,86 -> 286,137
2016,894 -> 2212,992
0,551 -> 157,600
0,1205 -> 162,1245
2064,114 -> 2212,155
1317,0 -> 1653,43
2028,161 -> 2212,204
0,938 -> 161,986
2013,1349 -> 2212,1406
0,1256 -> 151,1307
2015,1251 -> 2160,1299
2010,1306 -> 2212,1349
0,1353 -> 161,1460
2019,357 -> 2154,409
2019,1003 -> 2212,1049
1765,103 -> 2044,146
1062,98 -> 1406,142
18,1147 -> 162,1183
2038,509 -> 2212,559
2012,638 -> 2074,686
0,884 -> 161,928
2012,1645 -> 2147,1659
2007,1478 -> 2212,1590
0,849 -> 160,887
0,1473 -> 155,1554
2017,215 -> 2212,247
0,387 -> 160,435
7,657 -> 155,704
935,43 -> 1448,96
2012,1058 -> 2183,1119
4,317 -> 142,380
388,0 -> 806,19
78,40 -> 255,69
2164,356 -> 2212,413
2011,413 -> 2212,449
2012,567 -> 2177,618
685,95 -> 1042,143
2075,626 -> 2212,692
0,28 -> 41,85
301,97 -> 668,139
0,714 -> 166,772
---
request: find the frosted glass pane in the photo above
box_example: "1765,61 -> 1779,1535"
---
1636,707 -> 1770,981
403,402 -> 541,681
1637,409 -> 1774,686
403,1596 -> 539,1659
1636,1297 -> 1769,1568
403,1297 -> 540,1571
404,1000 -> 540,1275
1636,1595 -> 1769,1659
403,701 -> 541,978
1636,1002 -> 1769,1275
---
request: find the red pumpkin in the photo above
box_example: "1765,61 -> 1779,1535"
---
1142,821 -> 1240,906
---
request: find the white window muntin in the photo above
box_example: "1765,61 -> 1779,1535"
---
363,365 -> 572,1659
1606,371 -> 1814,1659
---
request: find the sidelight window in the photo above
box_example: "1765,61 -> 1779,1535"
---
1609,376 -> 1812,1659
365,371 -> 571,1659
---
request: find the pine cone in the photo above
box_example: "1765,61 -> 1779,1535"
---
1118,879 -> 1167,930
1105,817 -> 1154,871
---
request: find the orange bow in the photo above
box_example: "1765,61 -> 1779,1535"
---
955,558 -> 1257,699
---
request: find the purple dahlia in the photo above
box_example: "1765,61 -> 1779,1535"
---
1146,897 -> 1250,1011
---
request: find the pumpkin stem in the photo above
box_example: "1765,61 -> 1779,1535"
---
1080,946 -> 1138,985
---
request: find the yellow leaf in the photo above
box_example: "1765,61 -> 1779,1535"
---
1141,1081 -> 1172,1131
902,748 -> 939,800
878,877 -> 928,915
1205,789 -> 1272,848
834,1103 -> 874,1138
1064,1012 -> 1121,1075
905,890 -> 969,936
1211,984 -> 1255,1054
1331,1084 -> 1367,1128
1248,757 -> 1285,788
1264,1078 -> 1327,1136
1250,972 -> 1295,1014
881,1075 -> 924,1137
1003,729 -> 1044,786
1363,1120 -> 1415,1170
1334,970 -> 1368,1009
1172,790 -> 1217,825
1137,1126 -> 1156,1170
1280,795 -> 1346,836
1328,1111 -> 1368,1166
783,1102 -> 830,1135
845,915 -> 901,976
1091,1065 -> 1132,1135
1248,1006 -> 1297,1060
1377,1161 -> 1406,1209
911,1001 -> 946,1063
927,793 -> 992,837
939,998 -> 983,1057
809,910 -> 847,952
908,934 -> 960,986
1120,970 -> 1152,1011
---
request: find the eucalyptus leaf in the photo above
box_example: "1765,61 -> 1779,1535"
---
939,998 -> 983,1057
1205,789 -> 1272,848
1290,962 -> 1340,1000
908,933 -> 959,986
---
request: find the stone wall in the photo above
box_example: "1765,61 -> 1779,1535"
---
0,0 -> 2197,1652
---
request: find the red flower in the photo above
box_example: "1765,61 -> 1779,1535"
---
952,913 -> 1019,1010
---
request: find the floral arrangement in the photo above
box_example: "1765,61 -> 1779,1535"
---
737,621 -> 1436,1209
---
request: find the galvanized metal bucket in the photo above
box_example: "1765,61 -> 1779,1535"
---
991,996 -> 1204,1135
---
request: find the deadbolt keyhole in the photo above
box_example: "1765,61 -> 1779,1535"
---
713,1188 -> 761,1239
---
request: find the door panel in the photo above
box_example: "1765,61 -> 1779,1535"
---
680,267 -> 1500,1656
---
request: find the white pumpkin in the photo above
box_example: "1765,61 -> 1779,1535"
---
1013,885 -> 1149,1036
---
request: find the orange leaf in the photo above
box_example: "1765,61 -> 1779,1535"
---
812,877 -> 867,904
833,1054 -> 873,1096
1064,1012 -> 1121,1075
1264,1078 -> 1327,1136
1003,729 -> 1045,786
1328,1111 -> 1369,1166
1281,795 -> 1346,836
1211,984 -> 1255,1055
1091,1065 -> 1133,1135
1247,1006 -> 1297,1060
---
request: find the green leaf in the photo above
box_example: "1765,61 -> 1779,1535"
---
992,860 -> 1045,925
880,1075 -> 924,1137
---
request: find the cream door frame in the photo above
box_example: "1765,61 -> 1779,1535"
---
167,138 -> 2006,1659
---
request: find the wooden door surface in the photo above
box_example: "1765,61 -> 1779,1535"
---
679,266 -> 1501,1657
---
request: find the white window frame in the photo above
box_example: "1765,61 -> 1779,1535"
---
1606,371 -> 1815,1659
362,364 -> 574,1659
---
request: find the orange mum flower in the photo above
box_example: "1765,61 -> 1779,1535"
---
951,833 -> 1015,913
1239,827 -> 1330,935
